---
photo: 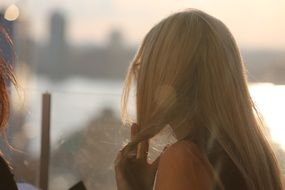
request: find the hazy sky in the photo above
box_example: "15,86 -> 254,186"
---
1,0 -> 285,49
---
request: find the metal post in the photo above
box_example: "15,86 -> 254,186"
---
39,92 -> 51,190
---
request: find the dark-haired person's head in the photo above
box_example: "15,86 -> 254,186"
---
0,26 -> 18,189
0,26 -> 15,133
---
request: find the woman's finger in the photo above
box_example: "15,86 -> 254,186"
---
137,140 -> 149,161
131,123 -> 138,141
131,123 -> 138,157
130,123 -> 149,161
115,146 -> 131,167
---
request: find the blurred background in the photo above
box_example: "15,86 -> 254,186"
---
0,0 -> 284,189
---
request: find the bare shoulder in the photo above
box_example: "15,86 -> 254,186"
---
157,140 -> 211,172
154,140 -> 213,190
161,140 -> 202,159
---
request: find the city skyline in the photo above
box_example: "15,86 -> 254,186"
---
0,0 -> 285,49
0,3 -> 285,188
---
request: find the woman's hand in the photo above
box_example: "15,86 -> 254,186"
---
114,123 -> 160,190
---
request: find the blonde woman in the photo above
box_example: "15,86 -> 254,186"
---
115,9 -> 284,190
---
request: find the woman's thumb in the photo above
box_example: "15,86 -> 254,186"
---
131,123 -> 138,140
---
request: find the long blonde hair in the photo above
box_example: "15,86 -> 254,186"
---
121,9 -> 284,190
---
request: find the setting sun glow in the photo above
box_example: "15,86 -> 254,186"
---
250,84 -> 285,150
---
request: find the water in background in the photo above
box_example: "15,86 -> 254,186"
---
18,77 -> 285,149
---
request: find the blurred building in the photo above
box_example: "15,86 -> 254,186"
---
34,10 -> 135,81
50,12 -> 66,50
11,9 -> 282,84
49,11 -> 67,67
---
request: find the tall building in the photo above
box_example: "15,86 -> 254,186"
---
46,11 -> 68,77
50,11 -> 66,52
